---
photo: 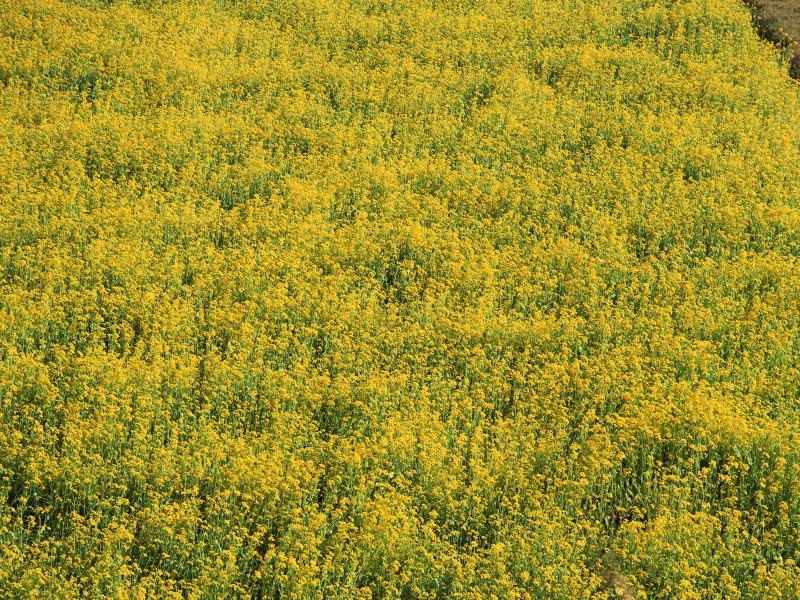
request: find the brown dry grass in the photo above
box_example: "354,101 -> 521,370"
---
746,0 -> 800,76
597,554 -> 637,600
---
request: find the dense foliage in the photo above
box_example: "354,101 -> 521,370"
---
2,0 -> 800,597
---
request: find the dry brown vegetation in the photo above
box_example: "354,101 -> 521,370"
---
747,0 -> 800,76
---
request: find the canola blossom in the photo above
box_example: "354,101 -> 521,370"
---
1,0 -> 800,597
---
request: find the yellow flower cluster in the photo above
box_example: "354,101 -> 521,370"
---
1,0 -> 800,597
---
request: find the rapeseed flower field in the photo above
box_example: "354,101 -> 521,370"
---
2,0 -> 800,597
